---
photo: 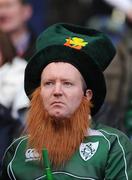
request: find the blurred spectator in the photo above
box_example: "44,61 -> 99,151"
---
0,30 -> 29,170
0,0 -> 36,60
46,0 -> 132,29
86,0 -> 132,136
105,0 -> 132,22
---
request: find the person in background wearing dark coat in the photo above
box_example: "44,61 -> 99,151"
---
0,30 -> 29,171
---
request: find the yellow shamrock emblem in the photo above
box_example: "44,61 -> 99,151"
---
64,37 -> 88,50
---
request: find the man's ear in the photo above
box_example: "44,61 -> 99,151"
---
85,89 -> 93,101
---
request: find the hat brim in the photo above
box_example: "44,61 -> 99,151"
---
24,45 -> 106,115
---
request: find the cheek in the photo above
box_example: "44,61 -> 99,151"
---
40,89 -> 50,108
9,8 -> 22,20
8,8 -> 18,17
69,93 -> 83,110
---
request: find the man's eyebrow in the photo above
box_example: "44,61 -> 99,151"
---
41,78 -> 53,82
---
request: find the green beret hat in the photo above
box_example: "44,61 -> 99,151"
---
24,23 -> 116,115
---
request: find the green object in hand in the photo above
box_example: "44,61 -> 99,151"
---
42,148 -> 53,180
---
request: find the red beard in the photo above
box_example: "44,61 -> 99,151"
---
25,87 -> 92,167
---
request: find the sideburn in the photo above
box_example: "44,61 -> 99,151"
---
26,87 -> 92,168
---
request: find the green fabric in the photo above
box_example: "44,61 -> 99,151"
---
24,23 -> 116,115
1,122 -> 132,180
35,23 -> 115,71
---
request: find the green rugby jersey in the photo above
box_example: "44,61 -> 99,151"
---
1,123 -> 132,180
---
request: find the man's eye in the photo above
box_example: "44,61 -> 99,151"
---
63,82 -> 73,86
44,82 -> 53,86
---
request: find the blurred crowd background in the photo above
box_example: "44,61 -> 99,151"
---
1,0 -> 132,171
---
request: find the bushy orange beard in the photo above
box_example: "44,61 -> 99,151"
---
26,87 -> 92,168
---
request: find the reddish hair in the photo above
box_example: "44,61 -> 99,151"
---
26,87 -> 92,167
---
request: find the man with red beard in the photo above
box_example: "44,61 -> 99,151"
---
1,23 -> 132,179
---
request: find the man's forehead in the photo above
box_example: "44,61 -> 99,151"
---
42,62 -> 79,74
41,62 -> 83,80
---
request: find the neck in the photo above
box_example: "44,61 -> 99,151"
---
9,26 -> 29,45
9,26 -> 30,56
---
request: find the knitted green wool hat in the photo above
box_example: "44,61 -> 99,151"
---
24,23 -> 116,115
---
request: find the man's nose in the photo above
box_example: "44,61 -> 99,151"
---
53,83 -> 63,96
